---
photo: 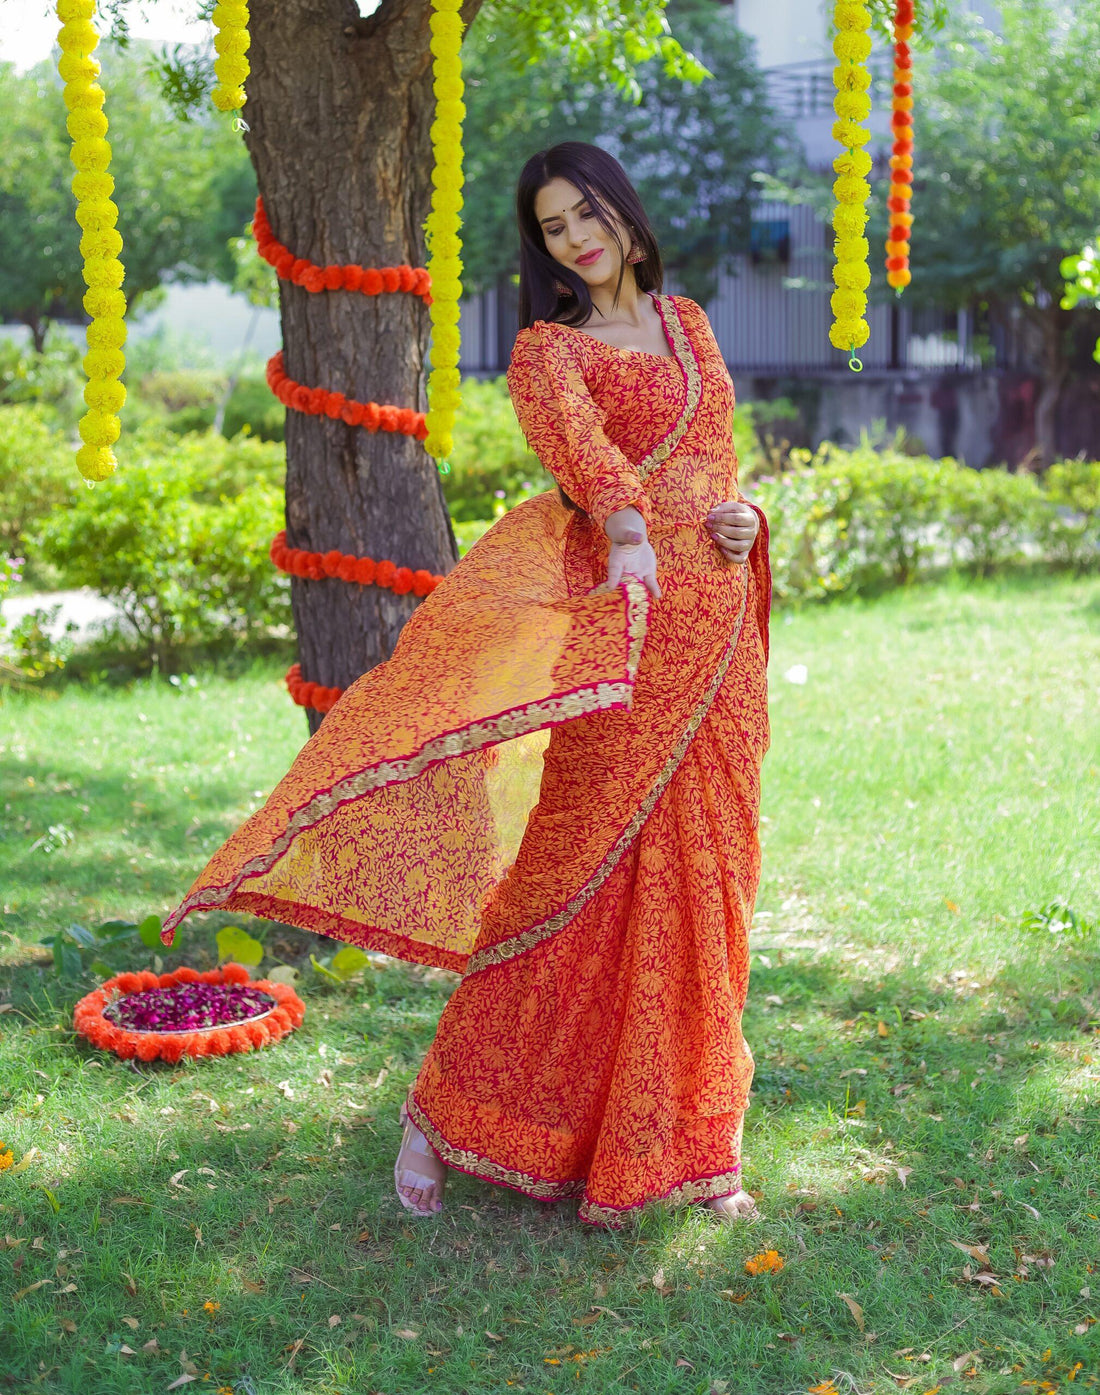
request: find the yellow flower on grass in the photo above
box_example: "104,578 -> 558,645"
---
744,1248 -> 785,1274
0,1142 -> 14,1171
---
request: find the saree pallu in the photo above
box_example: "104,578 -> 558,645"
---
162,291 -> 772,1227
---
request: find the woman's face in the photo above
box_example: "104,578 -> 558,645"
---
534,177 -> 633,292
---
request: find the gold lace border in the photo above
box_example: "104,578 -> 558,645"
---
406,1091 -> 745,1227
635,294 -> 704,480
461,565 -> 750,978
160,576 -> 651,940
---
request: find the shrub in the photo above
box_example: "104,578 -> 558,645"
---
32,437 -> 288,672
750,441 -> 1096,604
1037,458 -> 1100,570
0,404 -> 79,562
220,373 -> 286,442
441,374 -> 554,521
942,463 -> 1046,576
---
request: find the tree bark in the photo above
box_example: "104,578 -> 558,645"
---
1026,302 -> 1072,470
242,0 -> 484,735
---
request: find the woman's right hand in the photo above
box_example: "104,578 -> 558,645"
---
595,505 -> 662,600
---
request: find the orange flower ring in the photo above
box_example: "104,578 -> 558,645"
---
73,963 -> 306,1062
253,195 -> 448,711
886,0 -> 914,291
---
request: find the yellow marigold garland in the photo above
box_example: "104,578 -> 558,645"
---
56,0 -> 127,482
422,0 -> 466,473
211,0 -> 251,124
830,0 -> 873,368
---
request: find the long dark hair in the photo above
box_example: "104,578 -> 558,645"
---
514,142 -> 664,516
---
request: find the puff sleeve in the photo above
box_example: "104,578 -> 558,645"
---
506,323 -> 653,533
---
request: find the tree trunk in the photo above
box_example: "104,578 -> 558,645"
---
243,0 -> 484,735
1029,302 -> 1072,470
24,314 -> 46,354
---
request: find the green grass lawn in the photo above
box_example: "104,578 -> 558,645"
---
1,569 -> 1099,1395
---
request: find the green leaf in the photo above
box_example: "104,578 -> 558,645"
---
64,922 -> 98,950
215,925 -> 264,968
309,953 -> 342,984
329,947 -> 370,981
265,965 -> 300,987
38,1186 -> 60,1214
93,919 -> 137,938
137,914 -> 164,950
89,959 -> 114,979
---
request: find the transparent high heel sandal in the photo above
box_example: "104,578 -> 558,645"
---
395,1097 -> 447,1216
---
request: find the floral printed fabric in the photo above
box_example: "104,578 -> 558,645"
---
161,292 -> 772,1226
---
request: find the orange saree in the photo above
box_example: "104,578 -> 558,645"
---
161,290 -> 772,1228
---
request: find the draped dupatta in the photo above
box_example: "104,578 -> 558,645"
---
161,293 -> 771,982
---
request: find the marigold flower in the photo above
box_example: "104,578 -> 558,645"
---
0,1143 -> 14,1171
744,1249 -> 785,1275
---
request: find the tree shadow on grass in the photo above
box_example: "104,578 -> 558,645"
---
1,937 -> 1097,1392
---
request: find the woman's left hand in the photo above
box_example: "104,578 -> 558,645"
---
705,500 -> 759,565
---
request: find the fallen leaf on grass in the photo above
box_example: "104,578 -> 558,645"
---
484,1330 -> 503,1341
110,1196 -> 147,1207
240,1277 -> 265,1294
952,1350 -> 979,1372
837,1293 -> 865,1331
121,1317 -> 139,1329
118,1344 -> 137,1356
676,1357 -> 694,1369
894,1167 -> 913,1188
166,1378 -> 198,1391
949,1240 -> 991,1265
651,1267 -> 674,1296
394,1328 -> 419,1339
143,1339 -> 159,1352
13,1279 -> 52,1300
327,1314 -> 341,1328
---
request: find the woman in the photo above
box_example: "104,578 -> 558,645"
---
161,141 -> 771,1230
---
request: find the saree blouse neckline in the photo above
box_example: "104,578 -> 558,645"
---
541,291 -> 678,362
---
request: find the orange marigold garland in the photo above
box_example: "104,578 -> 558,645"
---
265,352 -> 428,440
271,532 -> 445,711
886,0 -> 915,291
73,964 -> 305,1063
253,196 -> 432,304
